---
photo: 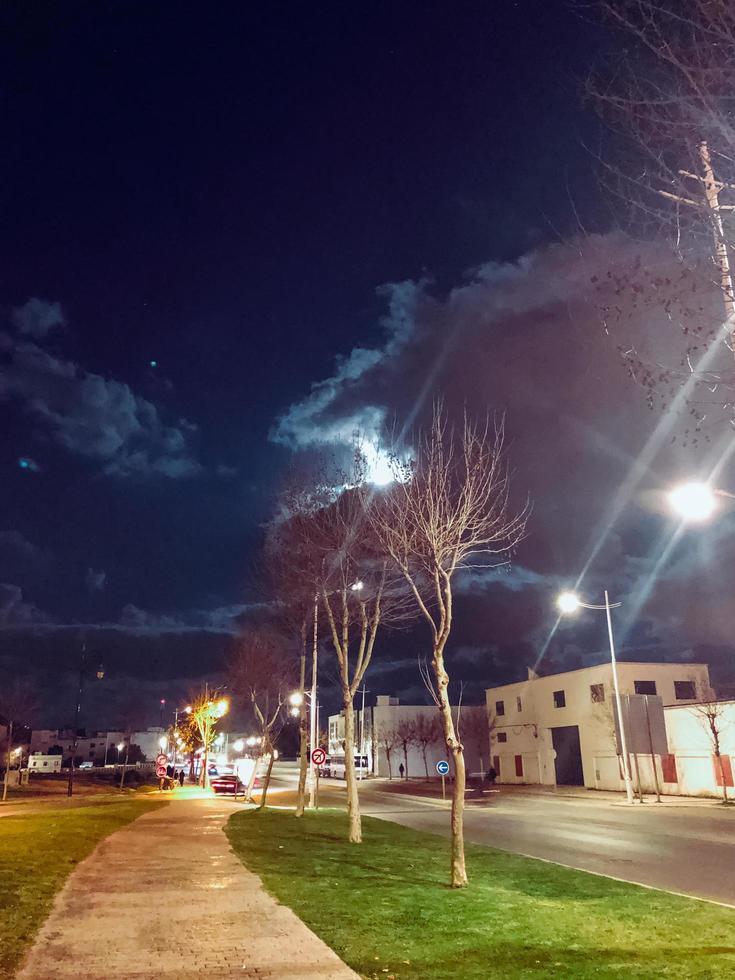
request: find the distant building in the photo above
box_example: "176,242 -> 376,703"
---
27,753 -> 62,773
328,695 -> 487,779
484,661 -> 710,791
29,727 -> 167,765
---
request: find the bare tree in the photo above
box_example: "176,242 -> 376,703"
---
0,679 -> 36,802
584,1 -> 735,424
369,405 -> 527,886
295,482 -> 413,843
376,722 -> 398,779
263,509 -> 320,818
693,682 -> 733,803
457,705 -> 493,778
396,718 -> 416,779
229,628 -> 296,806
413,713 -> 442,779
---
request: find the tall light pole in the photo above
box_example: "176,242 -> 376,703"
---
67,642 -> 104,798
557,591 -> 635,805
308,592 -> 318,808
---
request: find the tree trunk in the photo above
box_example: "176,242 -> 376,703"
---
386,749 -> 392,779
423,745 -> 429,779
715,750 -> 729,802
258,750 -> 276,809
2,719 -> 14,802
295,628 -> 308,817
245,754 -> 260,802
343,697 -> 361,843
403,745 -> 409,779
434,647 -> 467,887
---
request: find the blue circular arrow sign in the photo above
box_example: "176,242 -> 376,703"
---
436,760 -> 450,776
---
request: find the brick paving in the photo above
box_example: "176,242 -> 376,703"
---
16,797 -> 358,979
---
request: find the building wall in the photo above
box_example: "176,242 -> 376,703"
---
662,700 -> 735,798
328,697 -> 486,779
485,662 -> 709,790
27,754 -> 62,773
30,727 -> 167,764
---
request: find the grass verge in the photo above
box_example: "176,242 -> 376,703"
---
227,808 -> 735,980
0,798 -> 163,976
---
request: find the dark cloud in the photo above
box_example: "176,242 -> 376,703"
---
0,302 -> 202,479
271,233 -> 735,688
85,567 -> 107,593
11,298 -> 65,340
0,583 -> 48,626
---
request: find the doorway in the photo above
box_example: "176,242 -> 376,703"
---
551,725 -> 584,786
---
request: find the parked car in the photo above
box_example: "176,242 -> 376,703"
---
211,773 -> 261,795
78,761 -> 94,770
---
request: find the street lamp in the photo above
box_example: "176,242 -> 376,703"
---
668,481 -> 735,522
556,590 -> 635,805
158,735 -> 168,751
233,739 -> 245,753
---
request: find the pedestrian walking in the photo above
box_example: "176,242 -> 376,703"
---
178,768 -> 185,787
399,762 -> 405,779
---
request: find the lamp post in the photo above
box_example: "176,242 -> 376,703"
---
557,591 -> 635,805
67,642 -> 104,798
667,481 -> 735,522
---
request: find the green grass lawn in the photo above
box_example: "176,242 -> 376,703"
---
227,808 -> 735,980
0,798 -> 163,977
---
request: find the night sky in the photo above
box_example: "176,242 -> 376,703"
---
2,1 -> 734,728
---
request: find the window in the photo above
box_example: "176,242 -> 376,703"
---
634,680 -> 657,695
713,755 -> 734,788
497,732 -> 507,743
590,683 -> 605,704
661,754 -> 678,783
516,695 -> 522,712
553,690 -> 566,708
495,700 -> 505,716
514,754 -> 523,777
674,680 -> 696,700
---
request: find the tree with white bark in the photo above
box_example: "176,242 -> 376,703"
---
297,484 -> 413,843
368,405 -> 528,887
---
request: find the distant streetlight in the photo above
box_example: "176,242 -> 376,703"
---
668,481 -> 735,522
233,739 -> 245,753
117,742 -> 124,752
158,735 -> 168,750
289,692 -> 303,707
556,590 -> 635,805
351,580 -> 364,592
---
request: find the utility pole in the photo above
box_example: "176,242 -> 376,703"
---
67,642 -> 86,798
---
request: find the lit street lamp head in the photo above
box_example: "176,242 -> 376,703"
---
668,482 -> 717,522
289,691 -> 304,707
557,591 -> 581,614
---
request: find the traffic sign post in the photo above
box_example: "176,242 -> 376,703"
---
311,747 -> 326,767
155,753 -> 167,767
156,765 -> 167,778
436,760 -> 449,800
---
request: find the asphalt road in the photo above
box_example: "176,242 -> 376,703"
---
270,768 -> 735,906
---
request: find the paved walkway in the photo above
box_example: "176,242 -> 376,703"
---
17,797 -> 358,979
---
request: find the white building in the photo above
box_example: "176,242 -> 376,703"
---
30,727 -> 167,765
485,661 -> 710,791
328,695 -> 487,779
27,753 -> 62,773
662,699 -> 735,798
